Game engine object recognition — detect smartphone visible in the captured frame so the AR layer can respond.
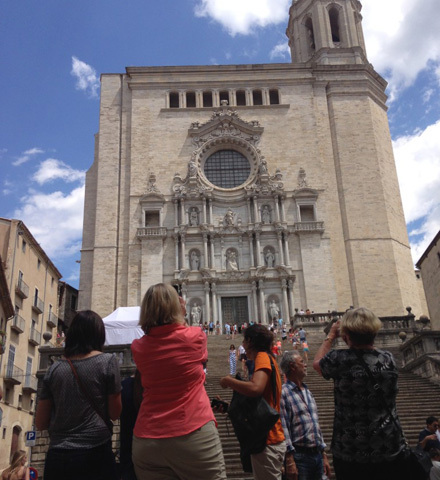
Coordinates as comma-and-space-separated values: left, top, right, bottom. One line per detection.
211, 398, 229, 413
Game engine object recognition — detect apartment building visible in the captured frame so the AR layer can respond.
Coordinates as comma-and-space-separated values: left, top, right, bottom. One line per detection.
0, 218, 62, 468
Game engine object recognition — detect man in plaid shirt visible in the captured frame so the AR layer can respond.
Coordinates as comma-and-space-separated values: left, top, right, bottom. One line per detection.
280, 351, 331, 480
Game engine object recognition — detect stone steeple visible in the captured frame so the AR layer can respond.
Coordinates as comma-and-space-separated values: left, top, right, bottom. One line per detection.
286, 0, 368, 65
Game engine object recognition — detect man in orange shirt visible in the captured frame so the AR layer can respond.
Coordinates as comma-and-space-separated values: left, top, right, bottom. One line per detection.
220, 324, 286, 480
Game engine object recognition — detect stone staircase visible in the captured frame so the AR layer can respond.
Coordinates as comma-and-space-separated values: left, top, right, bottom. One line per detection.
205, 333, 440, 479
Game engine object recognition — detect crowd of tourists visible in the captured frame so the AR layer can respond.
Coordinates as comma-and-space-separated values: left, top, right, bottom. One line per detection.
5, 286, 438, 480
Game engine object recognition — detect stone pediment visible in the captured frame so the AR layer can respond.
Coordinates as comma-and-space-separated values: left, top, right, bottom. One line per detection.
189, 107, 264, 149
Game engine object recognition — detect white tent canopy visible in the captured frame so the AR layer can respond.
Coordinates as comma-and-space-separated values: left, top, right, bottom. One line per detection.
102, 306, 143, 345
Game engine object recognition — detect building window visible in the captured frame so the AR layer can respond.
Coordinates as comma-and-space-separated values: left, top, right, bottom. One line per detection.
305, 17, 315, 53
51, 276, 54, 287
22, 240, 27, 253
145, 211, 160, 227
0, 407, 2, 427
269, 89, 280, 105
253, 90, 263, 106
299, 205, 316, 222
219, 91, 229, 104
236, 90, 246, 106
186, 91, 196, 108
329, 7, 341, 43
204, 150, 251, 189
169, 92, 179, 108
70, 295, 77, 311
203, 91, 213, 107
37, 258, 41, 270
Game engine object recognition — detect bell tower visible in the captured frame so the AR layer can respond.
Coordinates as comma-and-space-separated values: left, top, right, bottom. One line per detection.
286, 0, 367, 65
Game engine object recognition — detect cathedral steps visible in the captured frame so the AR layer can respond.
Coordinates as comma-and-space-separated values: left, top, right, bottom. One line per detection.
206, 334, 440, 479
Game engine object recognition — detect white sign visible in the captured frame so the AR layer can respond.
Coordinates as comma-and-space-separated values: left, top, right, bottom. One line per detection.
25, 430, 36, 447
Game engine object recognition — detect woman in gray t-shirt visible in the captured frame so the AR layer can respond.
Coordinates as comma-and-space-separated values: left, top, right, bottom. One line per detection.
36, 310, 122, 480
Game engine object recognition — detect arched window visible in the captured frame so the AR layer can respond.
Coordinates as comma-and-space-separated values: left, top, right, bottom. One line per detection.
169, 92, 179, 108
203, 91, 213, 107
253, 90, 263, 106
204, 150, 251, 189
186, 91, 196, 108
329, 7, 341, 43
219, 91, 229, 105
305, 17, 315, 54
236, 90, 246, 106
269, 89, 280, 105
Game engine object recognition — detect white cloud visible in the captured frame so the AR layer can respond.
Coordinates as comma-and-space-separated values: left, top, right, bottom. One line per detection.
393, 121, 440, 263
14, 185, 85, 260
33, 158, 85, 185
270, 42, 290, 60
12, 147, 44, 167
71, 56, 100, 98
194, 0, 290, 36
362, 0, 440, 99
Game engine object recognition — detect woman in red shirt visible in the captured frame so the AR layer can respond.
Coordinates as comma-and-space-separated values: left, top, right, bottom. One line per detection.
220, 324, 286, 480
131, 283, 226, 480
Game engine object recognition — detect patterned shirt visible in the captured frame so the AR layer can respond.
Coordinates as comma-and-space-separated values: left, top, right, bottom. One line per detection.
281, 379, 326, 453
319, 348, 406, 463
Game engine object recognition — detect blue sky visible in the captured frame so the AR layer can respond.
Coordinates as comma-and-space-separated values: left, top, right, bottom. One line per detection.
1, 0, 440, 288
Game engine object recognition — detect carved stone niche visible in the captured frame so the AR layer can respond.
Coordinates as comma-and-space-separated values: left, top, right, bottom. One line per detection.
189, 249, 201, 271
261, 204, 272, 224
263, 246, 276, 268
188, 206, 200, 226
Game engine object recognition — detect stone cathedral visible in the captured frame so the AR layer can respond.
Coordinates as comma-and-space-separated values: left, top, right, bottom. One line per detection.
79, 0, 423, 326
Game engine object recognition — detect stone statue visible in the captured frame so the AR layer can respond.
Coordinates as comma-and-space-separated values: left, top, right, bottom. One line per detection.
269, 300, 280, 321
188, 159, 197, 178
189, 207, 199, 226
259, 159, 268, 174
261, 206, 271, 224
190, 251, 200, 270
191, 303, 202, 324
265, 249, 275, 268
224, 208, 235, 226
226, 250, 239, 271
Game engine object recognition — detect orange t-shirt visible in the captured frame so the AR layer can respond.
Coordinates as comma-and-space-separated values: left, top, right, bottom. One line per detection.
254, 351, 285, 445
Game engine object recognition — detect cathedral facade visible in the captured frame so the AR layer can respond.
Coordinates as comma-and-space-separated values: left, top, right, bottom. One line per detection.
79, 0, 422, 325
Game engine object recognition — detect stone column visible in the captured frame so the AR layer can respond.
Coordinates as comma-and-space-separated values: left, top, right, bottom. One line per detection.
202, 198, 207, 224
255, 233, 262, 267
259, 280, 266, 324
281, 279, 289, 322
288, 279, 295, 323
252, 281, 258, 321
208, 199, 213, 224
180, 199, 186, 225
204, 282, 211, 321
274, 195, 281, 222
247, 198, 252, 222
174, 235, 179, 270
196, 90, 203, 108
180, 91, 186, 108
210, 235, 215, 269
180, 233, 186, 269
253, 197, 259, 223
280, 196, 286, 223
229, 89, 235, 106
212, 282, 218, 323
248, 233, 255, 267
284, 232, 291, 267
174, 200, 179, 227
277, 231, 285, 265
262, 88, 269, 105
203, 233, 209, 268
246, 88, 252, 106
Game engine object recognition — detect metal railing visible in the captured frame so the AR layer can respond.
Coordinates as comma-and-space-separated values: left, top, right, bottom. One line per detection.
22, 374, 38, 392
29, 327, 41, 346
47, 312, 58, 328
11, 314, 26, 333
32, 296, 44, 314
4, 363, 24, 384
16, 278, 29, 298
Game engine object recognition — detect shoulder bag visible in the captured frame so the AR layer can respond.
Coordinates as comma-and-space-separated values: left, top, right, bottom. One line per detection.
66, 357, 114, 434
227, 354, 280, 473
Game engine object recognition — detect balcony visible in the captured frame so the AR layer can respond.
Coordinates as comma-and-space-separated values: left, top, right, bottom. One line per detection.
22, 374, 38, 393
292, 221, 325, 233
29, 327, 41, 346
11, 314, 26, 334
16, 278, 29, 298
47, 312, 58, 329
4, 363, 24, 385
32, 296, 44, 314
137, 227, 167, 239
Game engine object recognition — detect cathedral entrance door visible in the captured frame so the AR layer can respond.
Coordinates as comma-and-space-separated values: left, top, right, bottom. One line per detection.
221, 296, 248, 327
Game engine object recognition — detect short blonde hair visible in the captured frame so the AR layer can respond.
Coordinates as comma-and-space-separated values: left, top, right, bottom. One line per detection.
139, 283, 184, 333
340, 307, 381, 345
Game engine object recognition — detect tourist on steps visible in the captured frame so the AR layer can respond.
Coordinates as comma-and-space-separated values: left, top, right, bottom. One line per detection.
313, 307, 424, 480
131, 283, 226, 480
220, 324, 285, 480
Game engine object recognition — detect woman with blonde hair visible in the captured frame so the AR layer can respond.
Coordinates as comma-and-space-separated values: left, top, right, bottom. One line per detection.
313, 307, 419, 480
1, 450, 29, 480
131, 283, 226, 480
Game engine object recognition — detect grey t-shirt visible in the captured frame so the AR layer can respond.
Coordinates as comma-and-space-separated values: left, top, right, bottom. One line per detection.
40, 353, 121, 449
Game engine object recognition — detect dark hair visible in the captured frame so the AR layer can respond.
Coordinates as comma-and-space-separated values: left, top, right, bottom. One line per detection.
64, 310, 106, 357
427, 416, 439, 426
244, 324, 274, 353
230, 344, 235, 350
